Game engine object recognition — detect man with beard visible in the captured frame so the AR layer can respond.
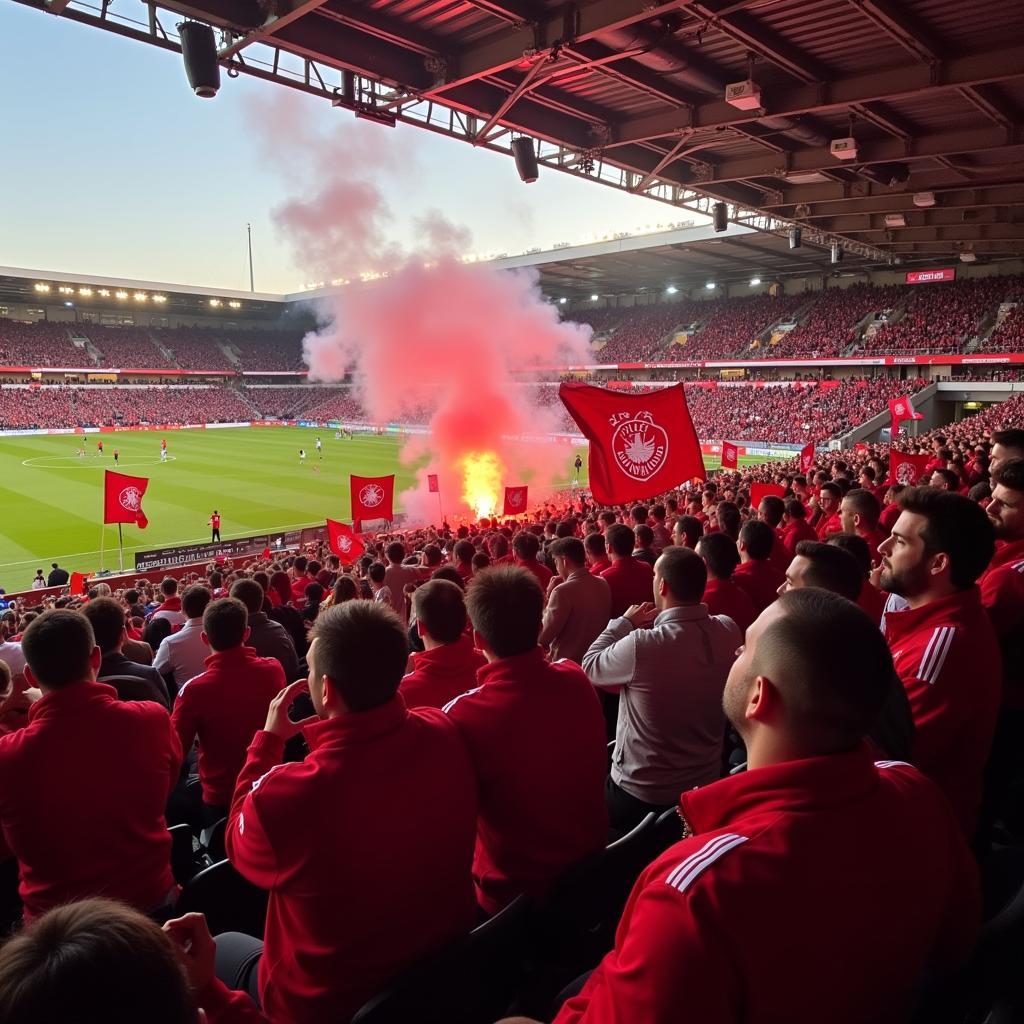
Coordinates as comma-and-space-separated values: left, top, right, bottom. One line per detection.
517, 590, 979, 1024
877, 488, 1001, 839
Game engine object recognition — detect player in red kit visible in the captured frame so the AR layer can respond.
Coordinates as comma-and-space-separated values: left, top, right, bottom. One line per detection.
113, 449, 119, 465
209, 511, 221, 543
97, 440, 103, 457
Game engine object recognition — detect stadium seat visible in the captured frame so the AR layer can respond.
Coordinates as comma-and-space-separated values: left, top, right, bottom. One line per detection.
349, 894, 529, 1024
176, 859, 269, 939
99, 674, 170, 706
200, 816, 228, 865
168, 823, 200, 886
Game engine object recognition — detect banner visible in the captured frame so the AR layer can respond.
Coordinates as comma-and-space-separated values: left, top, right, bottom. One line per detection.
427, 473, 439, 494
327, 519, 365, 564
351, 474, 395, 525
721, 442, 739, 470
559, 382, 704, 505
103, 471, 149, 529
69, 571, 89, 596
799, 442, 815, 475
503, 486, 528, 516
135, 530, 303, 571
905, 268, 955, 284
750, 483, 785, 508
889, 450, 931, 486
889, 395, 923, 424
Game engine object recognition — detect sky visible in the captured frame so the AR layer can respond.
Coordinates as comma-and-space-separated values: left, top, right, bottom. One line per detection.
0, 1, 681, 293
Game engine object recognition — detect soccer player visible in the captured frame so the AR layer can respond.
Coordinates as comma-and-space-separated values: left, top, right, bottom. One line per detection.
316, 436, 323, 458
160, 446, 168, 463
97, 440, 104, 457
209, 510, 221, 543
113, 449, 119, 465
299, 449, 306, 465
574, 454, 583, 479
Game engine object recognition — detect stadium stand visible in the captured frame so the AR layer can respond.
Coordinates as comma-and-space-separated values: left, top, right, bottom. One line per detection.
156, 328, 237, 371
668, 293, 807, 361
0, 322, 82, 367
230, 330, 307, 371
85, 325, 177, 369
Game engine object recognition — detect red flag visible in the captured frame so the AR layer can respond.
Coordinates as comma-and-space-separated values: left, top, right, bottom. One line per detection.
750, 483, 785, 508
327, 519, 366, 565
503, 485, 528, 516
799, 443, 815, 474
889, 395, 923, 424
427, 473, 439, 494
103, 470, 149, 528
721, 442, 739, 470
351, 474, 394, 523
854, 442, 869, 453
889, 449, 931, 487
559, 382, 704, 505
261, 547, 272, 560
69, 571, 89, 596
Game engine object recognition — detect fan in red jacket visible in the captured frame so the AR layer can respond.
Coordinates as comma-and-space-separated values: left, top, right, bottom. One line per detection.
512, 531, 553, 590
400, 579, 486, 710
445, 565, 608, 915
878, 487, 1001, 839
540, 591, 980, 1024
0, 611, 181, 921
600, 524, 655, 618
812, 482, 843, 540
697, 533, 756, 635
171, 597, 286, 819
839, 489, 886, 568
225, 601, 478, 1024
733, 521, 786, 616
780, 499, 817, 558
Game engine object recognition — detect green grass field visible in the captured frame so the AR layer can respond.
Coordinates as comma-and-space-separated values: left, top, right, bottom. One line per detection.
0, 426, 780, 590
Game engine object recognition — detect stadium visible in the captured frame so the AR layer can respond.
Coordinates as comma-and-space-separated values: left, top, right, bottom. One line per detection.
0, 0, 1023, 1020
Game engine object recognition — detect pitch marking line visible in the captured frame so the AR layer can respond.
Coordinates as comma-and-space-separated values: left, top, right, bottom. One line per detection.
21, 455, 178, 469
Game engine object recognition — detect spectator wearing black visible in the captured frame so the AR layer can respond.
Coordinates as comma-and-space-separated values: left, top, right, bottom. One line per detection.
81, 598, 169, 708
46, 563, 69, 588
230, 578, 299, 681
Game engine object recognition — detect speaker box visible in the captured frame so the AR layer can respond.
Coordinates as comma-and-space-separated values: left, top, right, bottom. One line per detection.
713, 202, 728, 232
511, 137, 538, 183
180, 22, 220, 99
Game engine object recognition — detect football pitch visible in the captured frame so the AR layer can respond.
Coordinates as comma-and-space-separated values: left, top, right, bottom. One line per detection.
0, 425, 772, 590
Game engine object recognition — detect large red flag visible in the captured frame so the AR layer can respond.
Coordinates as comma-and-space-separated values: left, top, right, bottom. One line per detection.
889, 394, 923, 424
750, 483, 785, 508
559, 382, 704, 505
799, 442, 815, 474
889, 449, 931, 486
103, 470, 149, 528
350, 474, 394, 524
721, 441, 739, 470
327, 519, 365, 565
503, 485, 528, 516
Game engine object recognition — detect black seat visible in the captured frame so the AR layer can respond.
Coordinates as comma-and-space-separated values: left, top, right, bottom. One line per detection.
176, 859, 268, 939
651, 806, 685, 854
168, 823, 200, 885
200, 816, 228, 865
350, 894, 529, 1024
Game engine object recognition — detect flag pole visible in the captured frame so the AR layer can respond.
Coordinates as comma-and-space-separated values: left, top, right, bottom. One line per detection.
437, 490, 443, 526
118, 524, 124, 573
99, 525, 106, 573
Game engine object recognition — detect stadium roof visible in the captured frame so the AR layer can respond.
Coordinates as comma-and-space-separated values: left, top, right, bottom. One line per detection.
13, 0, 1024, 269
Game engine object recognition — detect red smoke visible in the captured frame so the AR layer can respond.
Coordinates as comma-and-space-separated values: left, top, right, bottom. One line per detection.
251, 92, 592, 521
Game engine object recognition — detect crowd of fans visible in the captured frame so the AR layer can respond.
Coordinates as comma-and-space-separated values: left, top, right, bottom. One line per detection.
671, 292, 806, 361
986, 305, 1024, 354
0, 397, 1022, 1022
156, 329, 237, 371
0, 322, 84, 367
86, 325, 177, 368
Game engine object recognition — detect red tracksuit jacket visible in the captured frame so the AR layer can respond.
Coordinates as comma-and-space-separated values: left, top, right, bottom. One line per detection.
702, 578, 756, 635
555, 750, 979, 1024
0, 680, 181, 919
600, 557, 655, 618
883, 588, 1001, 837
226, 697, 478, 1024
733, 559, 786, 617
781, 519, 817, 559
399, 634, 487, 710
444, 647, 608, 915
171, 646, 286, 809
979, 538, 1024, 708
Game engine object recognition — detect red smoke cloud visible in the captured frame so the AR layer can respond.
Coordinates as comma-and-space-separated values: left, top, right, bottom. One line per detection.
250, 92, 592, 521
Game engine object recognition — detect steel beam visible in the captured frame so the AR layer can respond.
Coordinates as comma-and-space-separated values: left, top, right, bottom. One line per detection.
846, 0, 943, 63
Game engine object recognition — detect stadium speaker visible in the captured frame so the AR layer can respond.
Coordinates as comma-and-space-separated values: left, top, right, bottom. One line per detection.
712, 202, 728, 233
830, 242, 843, 264
179, 22, 220, 99
788, 227, 802, 249
511, 137, 539, 184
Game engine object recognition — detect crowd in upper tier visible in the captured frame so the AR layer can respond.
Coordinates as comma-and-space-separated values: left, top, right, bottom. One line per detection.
0, 399, 1022, 1023
2, 272, 1021, 373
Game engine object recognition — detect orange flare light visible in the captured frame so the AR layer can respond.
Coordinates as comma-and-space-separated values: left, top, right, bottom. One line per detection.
460, 450, 504, 519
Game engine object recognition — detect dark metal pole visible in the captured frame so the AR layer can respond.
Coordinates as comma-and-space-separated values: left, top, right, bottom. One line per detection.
247, 223, 255, 292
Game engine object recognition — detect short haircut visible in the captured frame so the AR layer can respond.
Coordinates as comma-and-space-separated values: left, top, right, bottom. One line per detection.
676, 515, 704, 546
79, 598, 126, 654
512, 531, 539, 560
160, 577, 177, 597
310, 601, 408, 711
860, 466, 876, 482
793, 541, 862, 602
598, 510, 616, 527
898, 487, 995, 589
431, 566, 464, 589
698, 532, 740, 579
758, 495, 785, 527
740, 520, 775, 562
331, 576, 359, 604
453, 540, 474, 564
756, 589, 893, 750
471, 552, 491, 571
605, 523, 636, 558
466, 566, 542, 658
993, 428, 1024, 454
294, 555, 308, 573
550, 537, 586, 566
630, 505, 648, 524
634, 524, 654, 547
843, 488, 880, 527
202, 597, 249, 651
368, 562, 387, 584
229, 578, 263, 615
209, 570, 223, 588
785, 498, 807, 520
21, 610, 95, 688
386, 542, 405, 563
0, 899, 194, 1024
555, 519, 577, 538
716, 501, 741, 540
422, 544, 444, 567
992, 457, 1024, 492
652, 504, 666, 521
931, 468, 960, 490
182, 583, 212, 619
828, 534, 871, 580
657, 546, 706, 603
819, 482, 842, 501
584, 533, 606, 556
413, 579, 467, 644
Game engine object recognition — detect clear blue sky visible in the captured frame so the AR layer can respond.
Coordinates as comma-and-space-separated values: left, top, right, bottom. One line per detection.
0, 2, 680, 292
